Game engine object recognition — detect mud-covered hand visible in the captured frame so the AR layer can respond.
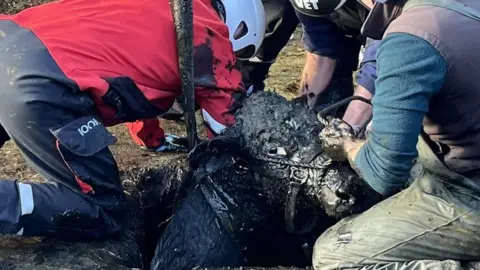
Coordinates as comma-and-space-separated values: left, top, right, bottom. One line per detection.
319, 117, 357, 162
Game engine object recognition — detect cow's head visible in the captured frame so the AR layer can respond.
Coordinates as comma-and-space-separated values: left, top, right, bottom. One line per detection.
190, 92, 380, 227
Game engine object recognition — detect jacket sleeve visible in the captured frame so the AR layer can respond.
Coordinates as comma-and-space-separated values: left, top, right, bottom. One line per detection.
296, 11, 361, 72
355, 38, 381, 95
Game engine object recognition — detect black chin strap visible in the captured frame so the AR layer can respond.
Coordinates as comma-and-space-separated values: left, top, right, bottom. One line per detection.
211, 0, 226, 22
284, 180, 319, 235
256, 155, 330, 235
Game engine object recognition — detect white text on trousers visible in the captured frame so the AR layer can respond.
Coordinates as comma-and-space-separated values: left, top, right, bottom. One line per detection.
78, 118, 101, 136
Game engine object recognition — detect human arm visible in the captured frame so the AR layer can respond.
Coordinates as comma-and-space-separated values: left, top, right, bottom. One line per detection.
296, 12, 362, 108
300, 52, 337, 109
342, 39, 380, 131
342, 84, 373, 132
351, 33, 447, 195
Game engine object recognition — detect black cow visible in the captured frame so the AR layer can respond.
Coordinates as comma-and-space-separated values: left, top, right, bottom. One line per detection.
149, 92, 381, 270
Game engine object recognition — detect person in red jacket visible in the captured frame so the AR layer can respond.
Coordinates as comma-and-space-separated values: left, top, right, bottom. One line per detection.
0, 0, 265, 240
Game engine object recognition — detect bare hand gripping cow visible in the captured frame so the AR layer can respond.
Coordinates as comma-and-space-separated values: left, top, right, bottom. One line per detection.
0, 0, 265, 240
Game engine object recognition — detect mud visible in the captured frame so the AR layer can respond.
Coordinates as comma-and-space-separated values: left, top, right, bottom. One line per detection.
152, 133, 316, 269
0, 141, 191, 269
226, 92, 379, 219
194, 40, 217, 87
150, 92, 377, 270
201, 266, 313, 270
0, 234, 141, 270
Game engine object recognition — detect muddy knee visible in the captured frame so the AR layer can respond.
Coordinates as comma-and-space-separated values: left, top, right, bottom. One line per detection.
312, 216, 358, 270
312, 230, 342, 270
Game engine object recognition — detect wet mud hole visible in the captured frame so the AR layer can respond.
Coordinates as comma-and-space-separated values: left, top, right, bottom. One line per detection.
0, 1, 306, 269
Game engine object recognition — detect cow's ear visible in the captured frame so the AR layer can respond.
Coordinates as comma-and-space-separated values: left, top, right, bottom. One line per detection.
291, 95, 308, 107
188, 136, 243, 168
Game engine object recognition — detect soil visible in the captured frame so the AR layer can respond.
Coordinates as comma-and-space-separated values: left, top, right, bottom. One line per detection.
0, 1, 306, 269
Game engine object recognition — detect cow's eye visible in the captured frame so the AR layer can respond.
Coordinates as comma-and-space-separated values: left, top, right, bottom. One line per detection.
233, 157, 249, 174
268, 147, 288, 157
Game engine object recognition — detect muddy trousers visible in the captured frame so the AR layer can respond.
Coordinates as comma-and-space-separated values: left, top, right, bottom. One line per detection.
0, 20, 126, 240
313, 140, 480, 269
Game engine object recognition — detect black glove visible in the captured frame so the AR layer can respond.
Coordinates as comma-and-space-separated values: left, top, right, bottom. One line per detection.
144, 134, 189, 153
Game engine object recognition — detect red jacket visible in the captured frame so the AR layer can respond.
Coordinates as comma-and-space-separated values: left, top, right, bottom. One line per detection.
1, 0, 243, 127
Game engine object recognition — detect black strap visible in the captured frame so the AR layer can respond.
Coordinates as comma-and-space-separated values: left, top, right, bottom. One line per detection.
211, 0, 226, 22
101, 76, 165, 123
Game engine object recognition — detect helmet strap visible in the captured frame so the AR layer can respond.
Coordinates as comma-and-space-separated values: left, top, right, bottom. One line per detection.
360, 1, 404, 39
211, 0, 227, 22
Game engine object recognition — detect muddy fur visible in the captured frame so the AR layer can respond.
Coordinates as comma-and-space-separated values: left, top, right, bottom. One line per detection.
224, 92, 323, 211
151, 139, 317, 269
149, 92, 381, 269
127, 156, 188, 263
225, 92, 380, 218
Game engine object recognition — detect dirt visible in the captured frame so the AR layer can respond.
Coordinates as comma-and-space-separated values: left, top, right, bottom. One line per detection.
202, 267, 313, 270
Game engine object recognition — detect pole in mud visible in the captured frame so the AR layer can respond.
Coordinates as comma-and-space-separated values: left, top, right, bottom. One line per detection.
170, 0, 198, 150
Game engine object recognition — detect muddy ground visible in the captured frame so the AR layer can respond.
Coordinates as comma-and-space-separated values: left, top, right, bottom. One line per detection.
0, 1, 306, 269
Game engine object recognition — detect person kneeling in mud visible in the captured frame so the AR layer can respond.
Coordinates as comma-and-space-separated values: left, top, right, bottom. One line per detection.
0, 0, 265, 240
316, 0, 480, 269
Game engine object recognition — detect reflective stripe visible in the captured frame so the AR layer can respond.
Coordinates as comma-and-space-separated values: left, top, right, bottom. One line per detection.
16, 228, 24, 236
201, 109, 227, 135
17, 182, 34, 216
334, 0, 348, 10
248, 56, 276, 64
247, 85, 255, 96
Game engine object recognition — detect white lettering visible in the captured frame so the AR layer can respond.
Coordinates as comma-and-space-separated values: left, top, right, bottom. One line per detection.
297, 0, 319, 10
78, 118, 101, 136
295, 0, 304, 8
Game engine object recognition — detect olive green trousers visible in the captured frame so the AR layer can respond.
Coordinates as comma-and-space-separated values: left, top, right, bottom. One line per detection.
312, 138, 480, 270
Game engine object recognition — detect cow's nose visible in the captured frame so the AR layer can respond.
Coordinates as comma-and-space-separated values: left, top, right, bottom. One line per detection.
335, 185, 356, 206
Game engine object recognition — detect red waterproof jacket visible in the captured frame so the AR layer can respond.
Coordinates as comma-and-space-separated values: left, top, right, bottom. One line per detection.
0, 0, 244, 128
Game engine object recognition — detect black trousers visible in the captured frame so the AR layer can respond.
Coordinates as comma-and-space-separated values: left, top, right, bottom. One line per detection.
0, 20, 126, 240
238, 0, 299, 90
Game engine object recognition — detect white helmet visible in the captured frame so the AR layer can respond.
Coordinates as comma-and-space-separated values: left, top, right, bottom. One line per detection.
215, 0, 266, 60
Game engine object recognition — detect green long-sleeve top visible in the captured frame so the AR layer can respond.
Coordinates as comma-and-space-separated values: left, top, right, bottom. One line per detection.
354, 33, 448, 196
